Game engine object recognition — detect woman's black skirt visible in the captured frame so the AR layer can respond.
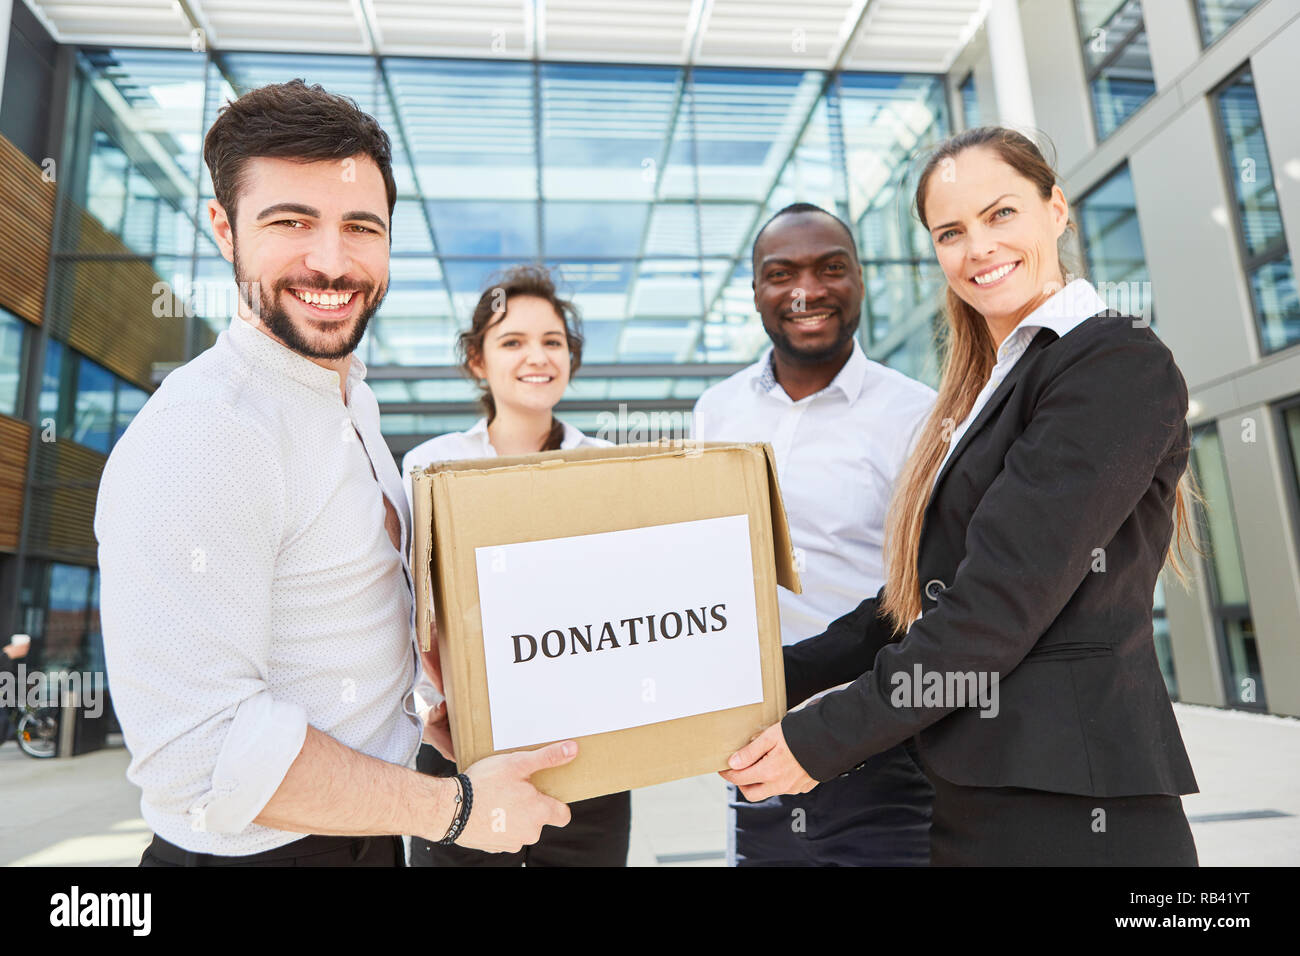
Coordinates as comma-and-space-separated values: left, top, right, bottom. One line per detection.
919, 754, 1198, 866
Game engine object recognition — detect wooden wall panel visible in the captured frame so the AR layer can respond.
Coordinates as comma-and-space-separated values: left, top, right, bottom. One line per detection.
50, 205, 189, 392
0, 136, 56, 325
0, 415, 31, 553
26, 438, 104, 565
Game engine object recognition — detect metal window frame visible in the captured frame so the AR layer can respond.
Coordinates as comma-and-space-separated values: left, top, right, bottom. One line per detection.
1072, 0, 1156, 141
1075, 160, 1157, 326
1209, 60, 1297, 357
1192, 0, 1266, 50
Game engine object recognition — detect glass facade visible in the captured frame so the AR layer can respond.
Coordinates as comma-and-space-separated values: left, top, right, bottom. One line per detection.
0, 308, 26, 417
72, 358, 115, 454
1075, 0, 1156, 140
958, 72, 979, 130
16, 560, 100, 673
67, 49, 950, 449
37, 338, 148, 455
879, 314, 942, 388
1214, 68, 1300, 354
1077, 164, 1154, 326
1190, 424, 1266, 710
1196, 0, 1265, 47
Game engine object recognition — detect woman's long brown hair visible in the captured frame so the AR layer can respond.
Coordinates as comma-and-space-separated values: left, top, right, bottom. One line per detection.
880, 126, 1201, 634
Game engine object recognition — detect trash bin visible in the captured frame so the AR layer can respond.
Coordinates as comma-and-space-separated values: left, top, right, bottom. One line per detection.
55, 673, 112, 757
73, 692, 112, 755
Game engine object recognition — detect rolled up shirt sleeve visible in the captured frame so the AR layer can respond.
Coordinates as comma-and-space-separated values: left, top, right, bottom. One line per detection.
95, 401, 306, 835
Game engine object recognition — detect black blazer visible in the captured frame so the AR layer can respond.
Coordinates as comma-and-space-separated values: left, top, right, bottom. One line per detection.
782, 312, 1198, 798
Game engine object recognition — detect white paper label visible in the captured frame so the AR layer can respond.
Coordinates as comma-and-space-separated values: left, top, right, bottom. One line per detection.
475, 514, 764, 750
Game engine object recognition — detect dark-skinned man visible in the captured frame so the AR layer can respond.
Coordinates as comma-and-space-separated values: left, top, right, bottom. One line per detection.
693, 203, 936, 866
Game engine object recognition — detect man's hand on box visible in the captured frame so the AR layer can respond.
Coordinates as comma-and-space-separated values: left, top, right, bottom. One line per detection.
458, 741, 578, 853
719, 722, 817, 802
422, 699, 455, 760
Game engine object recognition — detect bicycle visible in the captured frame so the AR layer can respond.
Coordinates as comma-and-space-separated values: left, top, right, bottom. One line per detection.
1, 700, 60, 758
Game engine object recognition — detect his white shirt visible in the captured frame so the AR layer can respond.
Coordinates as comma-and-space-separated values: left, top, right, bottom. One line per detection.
95, 316, 423, 855
693, 340, 936, 646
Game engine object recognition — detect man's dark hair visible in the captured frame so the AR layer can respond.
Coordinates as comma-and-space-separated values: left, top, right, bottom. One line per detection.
203, 79, 398, 226
751, 202, 859, 272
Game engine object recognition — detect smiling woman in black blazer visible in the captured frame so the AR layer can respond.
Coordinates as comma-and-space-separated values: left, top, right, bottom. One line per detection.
722, 126, 1201, 866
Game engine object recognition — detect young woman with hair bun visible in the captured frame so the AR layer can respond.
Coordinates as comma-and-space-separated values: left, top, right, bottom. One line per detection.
401, 264, 628, 867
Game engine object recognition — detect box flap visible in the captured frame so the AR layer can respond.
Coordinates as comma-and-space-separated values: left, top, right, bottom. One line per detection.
410, 469, 435, 652
760, 442, 802, 595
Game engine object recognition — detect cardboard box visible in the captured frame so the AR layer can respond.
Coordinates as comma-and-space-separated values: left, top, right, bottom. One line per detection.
410, 440, 800, 803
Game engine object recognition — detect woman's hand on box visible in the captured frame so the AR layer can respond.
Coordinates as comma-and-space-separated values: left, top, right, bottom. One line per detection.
719, 722, 817, 801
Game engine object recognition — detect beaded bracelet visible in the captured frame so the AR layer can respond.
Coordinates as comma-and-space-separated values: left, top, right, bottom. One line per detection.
437, 773, 474, 845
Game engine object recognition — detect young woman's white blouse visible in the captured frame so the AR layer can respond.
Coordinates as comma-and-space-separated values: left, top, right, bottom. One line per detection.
400, 416, 611, 513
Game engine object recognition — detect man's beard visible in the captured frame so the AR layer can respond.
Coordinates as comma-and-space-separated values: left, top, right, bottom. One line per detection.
767, 312, 859, 365
233, 242, 385, 360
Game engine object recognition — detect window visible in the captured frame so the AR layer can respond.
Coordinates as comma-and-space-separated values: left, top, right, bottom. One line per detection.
39, 340, 67, 435
45, 563, 95, 672
85, 129, 129, 237
958, 72, 979, 130
74, 359, 115, 454
1196, 0, 1264, 47
1075, 0, 1156, 140
37, 338, 151, 453
17, 560, 99, 673
114, 383, 148, 446
1214, 67, 1300, 354
1190, 424, 1265, 710
1077, 164, 1154, 326
877, 313, 943, 388
0, 308, 27, 417
73, 74, 203, 261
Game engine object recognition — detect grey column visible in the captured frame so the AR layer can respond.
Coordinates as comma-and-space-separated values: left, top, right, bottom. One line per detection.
1016, 0, 1093, 172
1141, 0, 1202, 88
984, 0, 1036, 130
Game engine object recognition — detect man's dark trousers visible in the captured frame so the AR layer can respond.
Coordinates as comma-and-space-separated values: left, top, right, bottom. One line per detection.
141, 833, 404, 866
409, 743, 630, 867
730, 739, 933, 866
